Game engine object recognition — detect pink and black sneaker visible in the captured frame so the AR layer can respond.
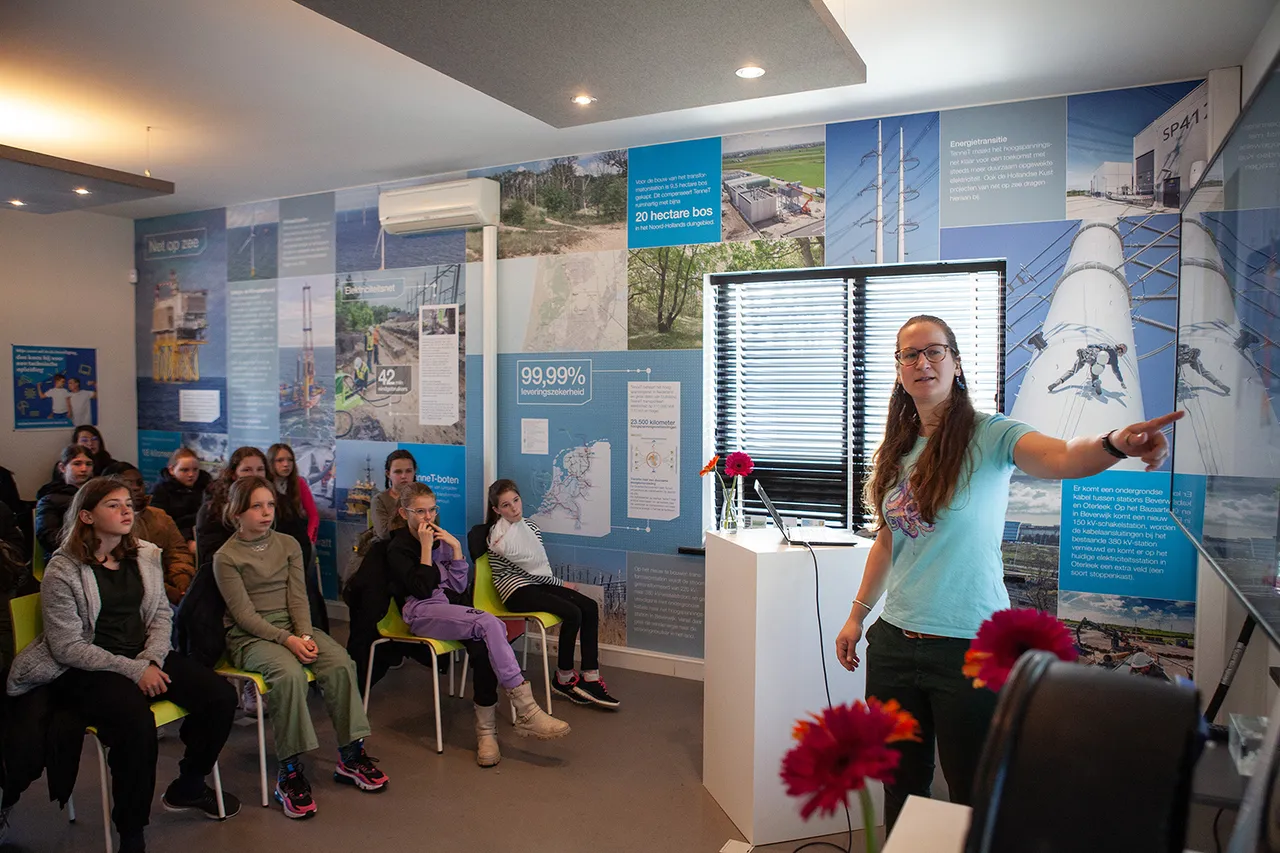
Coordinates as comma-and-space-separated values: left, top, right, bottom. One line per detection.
274, 758, 317, 819
334, 740, 388, 792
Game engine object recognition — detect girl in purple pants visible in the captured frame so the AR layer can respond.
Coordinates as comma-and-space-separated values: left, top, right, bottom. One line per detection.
383, 483, 569, 766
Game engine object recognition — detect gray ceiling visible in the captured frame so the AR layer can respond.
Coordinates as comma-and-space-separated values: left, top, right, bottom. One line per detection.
292, 0, 866, 127
0, 145, 173, 214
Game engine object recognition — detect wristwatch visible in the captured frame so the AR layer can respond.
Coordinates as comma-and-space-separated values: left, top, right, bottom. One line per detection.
1101, 430, 1128, 460
300, 634, 313, 643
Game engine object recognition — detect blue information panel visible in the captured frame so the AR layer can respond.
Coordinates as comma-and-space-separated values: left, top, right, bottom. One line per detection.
628, 138, 721, 248
516, 358, 592, 406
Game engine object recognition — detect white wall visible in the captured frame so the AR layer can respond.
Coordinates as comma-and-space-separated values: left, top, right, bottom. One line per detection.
0, 208, 136, 500
1244, 1, 1280, 104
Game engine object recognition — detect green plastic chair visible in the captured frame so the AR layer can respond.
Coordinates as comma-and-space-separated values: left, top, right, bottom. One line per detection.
473, 555, 562, 716
214, 656, 316, 807
32, 542, 46, 582
362, 601, 467, 754
8, 593, 227, 853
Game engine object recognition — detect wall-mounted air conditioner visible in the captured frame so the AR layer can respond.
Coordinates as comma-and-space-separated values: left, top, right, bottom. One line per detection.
378, 178, 500, 235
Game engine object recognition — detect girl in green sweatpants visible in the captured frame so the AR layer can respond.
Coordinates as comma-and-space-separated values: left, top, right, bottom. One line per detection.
214, 476, 389, 819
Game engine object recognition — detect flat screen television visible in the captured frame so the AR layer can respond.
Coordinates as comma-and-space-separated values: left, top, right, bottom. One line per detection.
1170, 59, 1280, 652
1169, 57, 1280, 853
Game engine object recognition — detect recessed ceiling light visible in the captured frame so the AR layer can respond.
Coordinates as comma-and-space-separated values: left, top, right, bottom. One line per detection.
9, 199, 24, 206
74, 187, 91, 195
736, 65, 766, 79
571, 94, 597, 106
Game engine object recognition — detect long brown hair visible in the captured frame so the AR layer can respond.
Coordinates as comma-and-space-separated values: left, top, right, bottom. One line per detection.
60, 476, 139, 563
484, 478, 520, 533
206, 446, 270, 526
267, 443, 303, 518
864, 315, 976, 527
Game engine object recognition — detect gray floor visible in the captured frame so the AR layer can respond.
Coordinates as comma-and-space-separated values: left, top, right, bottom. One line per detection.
0, 645, 1230, 853
0, 655, 862, 853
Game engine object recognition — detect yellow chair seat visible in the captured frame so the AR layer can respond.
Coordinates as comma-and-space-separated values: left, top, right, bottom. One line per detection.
375, 602, 466, 655
214, 656, 315, 695
471, 556, 563, 629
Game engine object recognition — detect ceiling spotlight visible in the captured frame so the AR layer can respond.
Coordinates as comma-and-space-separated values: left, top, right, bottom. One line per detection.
74, 187, 91, 195
736, 65, 766, 79
571, 94, 597, 106
9, 199, 24, 206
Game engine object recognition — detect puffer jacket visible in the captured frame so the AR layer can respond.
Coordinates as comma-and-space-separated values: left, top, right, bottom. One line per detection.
33, 481, 77, 556
149, 468, 211, 541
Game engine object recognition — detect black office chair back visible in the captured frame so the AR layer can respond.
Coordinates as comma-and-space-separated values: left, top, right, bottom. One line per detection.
965, 651, 1200, 853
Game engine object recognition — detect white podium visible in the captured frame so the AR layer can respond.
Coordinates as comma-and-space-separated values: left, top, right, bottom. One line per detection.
703, 529, 883, 846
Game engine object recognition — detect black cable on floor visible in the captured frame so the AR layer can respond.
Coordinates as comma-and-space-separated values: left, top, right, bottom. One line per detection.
790, 543, 853, 853
1212, 807, 1224, 853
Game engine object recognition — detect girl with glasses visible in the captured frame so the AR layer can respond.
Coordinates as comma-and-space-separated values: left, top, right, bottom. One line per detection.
386, 483, 569, 767
834, 314, 1182, 832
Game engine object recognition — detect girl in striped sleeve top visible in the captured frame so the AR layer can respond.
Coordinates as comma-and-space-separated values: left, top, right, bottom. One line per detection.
485, 479, 620, 709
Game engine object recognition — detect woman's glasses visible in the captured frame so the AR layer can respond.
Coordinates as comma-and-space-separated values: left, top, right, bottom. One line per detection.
406, 506, 439, 517
894, 344, 953, 366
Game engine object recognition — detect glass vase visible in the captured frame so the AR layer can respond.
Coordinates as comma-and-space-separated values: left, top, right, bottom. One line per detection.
720, 476, 742, 532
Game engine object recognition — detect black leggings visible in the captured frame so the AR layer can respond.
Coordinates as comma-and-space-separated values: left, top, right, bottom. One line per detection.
49, 653, 237, 835
503, 584, 599, 672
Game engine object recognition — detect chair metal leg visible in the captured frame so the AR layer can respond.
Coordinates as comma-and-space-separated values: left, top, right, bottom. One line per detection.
522, 619, 530, 671
459, 651, 469, 699
95, 737, 112, 853
537, 621, 553, 716
363, 640, 383, 714
67, 793, 76, 823
212, 762, 226, 819
430, 651, 443, 755
256, 689, 268, 808
448, 652, 455, 697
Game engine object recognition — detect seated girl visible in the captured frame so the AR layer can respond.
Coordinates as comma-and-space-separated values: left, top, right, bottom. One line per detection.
195, 447, 269, 575
213, 476, 387, 819
6, 476, 240, 852
386, 483, 569, 767
267, 443, 326, 632
369, 449, 416, 541
484, 479, 620, 709
149, 447, 211, 545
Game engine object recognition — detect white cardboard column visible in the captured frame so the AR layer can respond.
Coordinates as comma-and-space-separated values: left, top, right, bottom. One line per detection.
703, 530, 882, 846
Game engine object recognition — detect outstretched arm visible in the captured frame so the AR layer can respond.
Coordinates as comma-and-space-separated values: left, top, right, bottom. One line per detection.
1013, 411, 1184, 480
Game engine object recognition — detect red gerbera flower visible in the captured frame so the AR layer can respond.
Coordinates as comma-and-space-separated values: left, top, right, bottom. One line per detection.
724, 451, 754, 478
780, 699, 921, 820
963, 607, 1079, 692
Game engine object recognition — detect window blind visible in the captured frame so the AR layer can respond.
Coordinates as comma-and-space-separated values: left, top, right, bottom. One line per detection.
712, 277, 858, 526
710, 262, 1004, 529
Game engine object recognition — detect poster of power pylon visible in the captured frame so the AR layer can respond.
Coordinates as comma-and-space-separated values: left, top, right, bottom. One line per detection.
826, 111, 940, 265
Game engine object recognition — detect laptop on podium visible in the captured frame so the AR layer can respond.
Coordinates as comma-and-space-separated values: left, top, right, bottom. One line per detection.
752, 480, 860, 546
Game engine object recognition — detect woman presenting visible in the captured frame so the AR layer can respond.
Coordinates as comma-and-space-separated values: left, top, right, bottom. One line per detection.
834, 314, 1180, 831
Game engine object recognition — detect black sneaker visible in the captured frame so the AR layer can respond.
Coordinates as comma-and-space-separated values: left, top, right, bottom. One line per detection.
274, 759, 317, 819
550, 673, 592, 705
0, 805, 12, 845
577, 676, 621, 709
161, 781, 242, 820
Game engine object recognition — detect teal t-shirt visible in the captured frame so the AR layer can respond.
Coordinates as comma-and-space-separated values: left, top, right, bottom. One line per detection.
880, 412, 1036, 639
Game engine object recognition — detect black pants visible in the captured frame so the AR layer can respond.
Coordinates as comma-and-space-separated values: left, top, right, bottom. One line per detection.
49, 652, 237, 835
864, 620, 998, 832
465, 639, 499, 707
503, 584, 599, 672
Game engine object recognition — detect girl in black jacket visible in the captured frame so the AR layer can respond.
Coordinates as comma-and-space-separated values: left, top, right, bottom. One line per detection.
149, 448, 211, 543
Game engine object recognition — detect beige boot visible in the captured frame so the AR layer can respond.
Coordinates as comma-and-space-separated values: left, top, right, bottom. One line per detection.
475, 703, 501, 767
509, 681, 571, 740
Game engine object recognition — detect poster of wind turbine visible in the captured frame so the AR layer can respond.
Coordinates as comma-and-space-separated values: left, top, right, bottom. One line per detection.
334, 180, 466, 274
227, 200, 279, 281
